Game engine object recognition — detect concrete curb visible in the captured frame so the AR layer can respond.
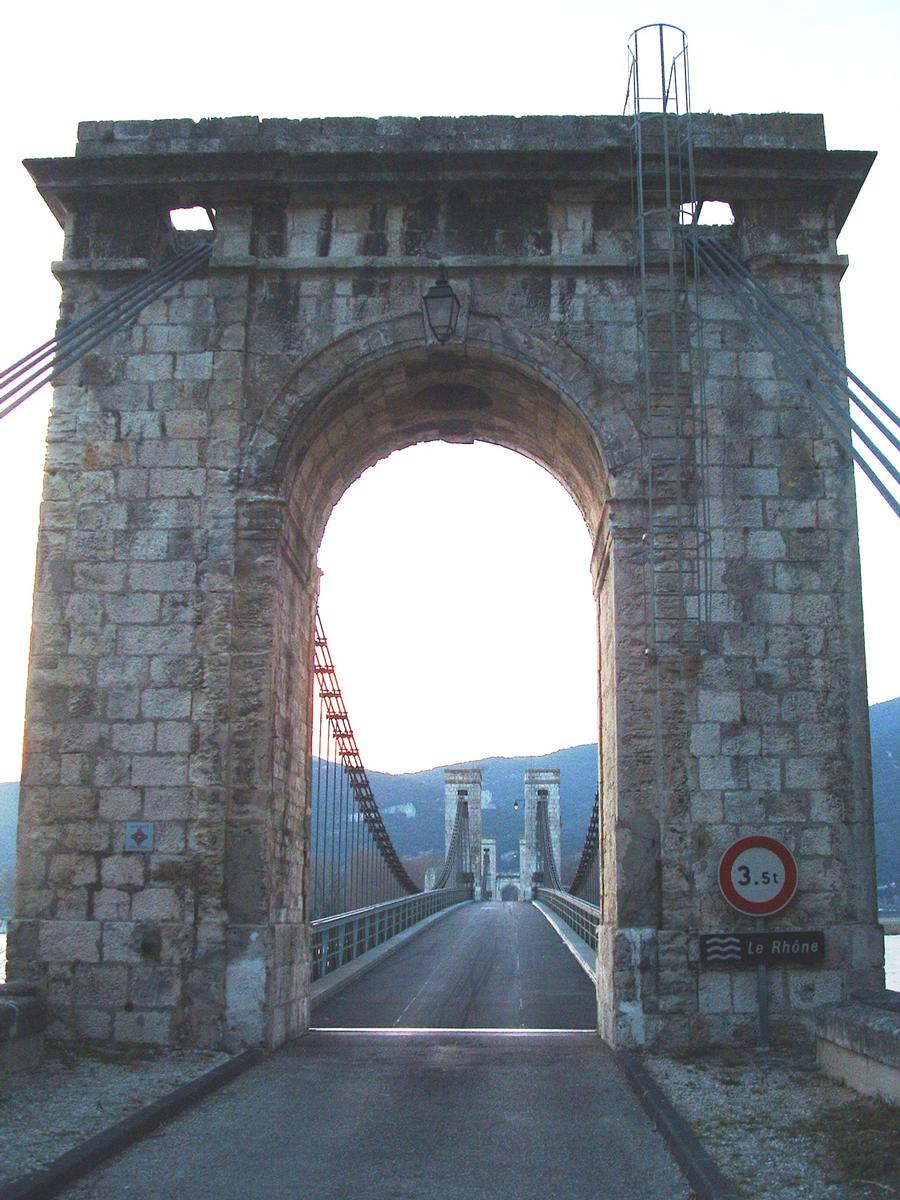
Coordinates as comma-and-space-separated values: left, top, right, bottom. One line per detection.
531, 901, 597, 983
0, 1047, 265, 1200
615, 1050, 739, 1200
310, 900, 470, 1011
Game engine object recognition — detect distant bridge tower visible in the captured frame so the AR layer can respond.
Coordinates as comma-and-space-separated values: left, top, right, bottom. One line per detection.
482, 838, 497, 900
444, 769, 483, 900
522, 769, 561, 900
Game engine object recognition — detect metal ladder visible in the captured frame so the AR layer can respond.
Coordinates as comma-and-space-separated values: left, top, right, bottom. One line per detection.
626, 24, 711, 653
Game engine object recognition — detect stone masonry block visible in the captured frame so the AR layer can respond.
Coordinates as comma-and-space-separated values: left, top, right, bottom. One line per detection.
131, 755, 189, 786
785, 758, 829, 789
131, 887, 182, 922
698, 972, 732, 1015
39, 921, 101, 963
48, 855, 98, 886
141, 689, 192, 719
113, 1009, 172, 1045
93, 888, 132, 920
102, 855, 146, 887
697, 690, 741, 722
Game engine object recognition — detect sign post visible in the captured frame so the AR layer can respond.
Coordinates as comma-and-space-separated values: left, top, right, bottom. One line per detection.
754, 917, 769, 1049
717, 835, 799, 1050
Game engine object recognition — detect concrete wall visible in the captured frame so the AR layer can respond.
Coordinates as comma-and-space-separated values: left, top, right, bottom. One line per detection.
8, 114, 882, 1051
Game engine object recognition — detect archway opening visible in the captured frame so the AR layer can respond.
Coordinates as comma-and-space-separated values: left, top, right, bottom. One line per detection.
315, 438, 597, 903
232, 328, 642, 1043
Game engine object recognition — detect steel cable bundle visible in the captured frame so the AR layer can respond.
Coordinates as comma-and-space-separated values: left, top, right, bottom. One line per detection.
0, 241, 213, 422
694, 233, 900, 520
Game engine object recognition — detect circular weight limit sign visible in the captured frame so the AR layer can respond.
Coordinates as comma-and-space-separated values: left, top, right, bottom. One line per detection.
718, 835, 798, 917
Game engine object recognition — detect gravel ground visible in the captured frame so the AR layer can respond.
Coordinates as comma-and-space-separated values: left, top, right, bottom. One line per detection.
0, 1042, 231, 1188
643, 1046, 899, 1200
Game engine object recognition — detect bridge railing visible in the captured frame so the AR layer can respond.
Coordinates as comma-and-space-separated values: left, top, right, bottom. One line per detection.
310, 886, 471, 982
533, 887, 600, 952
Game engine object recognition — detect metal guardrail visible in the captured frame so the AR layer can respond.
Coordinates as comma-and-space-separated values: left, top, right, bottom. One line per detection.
310, 887, 471, 981
533, 888, 600, 952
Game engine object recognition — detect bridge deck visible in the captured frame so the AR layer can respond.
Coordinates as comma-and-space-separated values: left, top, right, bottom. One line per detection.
59, 904, 690, 1200
61, 1033, 689, 1200
315, 900, 595, 1029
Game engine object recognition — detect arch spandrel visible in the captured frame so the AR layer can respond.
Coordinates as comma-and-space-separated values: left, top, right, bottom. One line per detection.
240, 311, 643, 543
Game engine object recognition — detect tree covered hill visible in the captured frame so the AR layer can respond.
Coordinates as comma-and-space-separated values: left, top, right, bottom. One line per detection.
366, 742, 599, 874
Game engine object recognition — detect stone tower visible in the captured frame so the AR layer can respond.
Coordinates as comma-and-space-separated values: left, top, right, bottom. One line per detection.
6, 113, 882, 1051
522, 769, 562, 899
443, 768, 483, 900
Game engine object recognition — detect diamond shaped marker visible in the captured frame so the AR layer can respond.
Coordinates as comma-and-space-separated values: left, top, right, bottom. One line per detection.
124, 821, 154, 852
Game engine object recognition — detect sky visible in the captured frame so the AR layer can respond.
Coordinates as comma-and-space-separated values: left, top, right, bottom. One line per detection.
0, 0, 897, 776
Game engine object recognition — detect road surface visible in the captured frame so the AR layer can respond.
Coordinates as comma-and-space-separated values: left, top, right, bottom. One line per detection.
59, 904, 690, 1199
315, 900, 596, 1029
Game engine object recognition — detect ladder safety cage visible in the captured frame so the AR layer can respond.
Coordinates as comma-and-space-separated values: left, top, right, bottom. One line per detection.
626, 23, 712, 652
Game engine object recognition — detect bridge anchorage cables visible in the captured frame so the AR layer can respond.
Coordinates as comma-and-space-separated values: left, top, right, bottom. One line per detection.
309, 609, 473, 983
532, 794, 601, 957
692, 233, 900, 521
0, 239, 213, 421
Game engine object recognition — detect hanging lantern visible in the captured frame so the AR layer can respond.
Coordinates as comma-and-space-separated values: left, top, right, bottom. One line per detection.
422, 264, 460, 343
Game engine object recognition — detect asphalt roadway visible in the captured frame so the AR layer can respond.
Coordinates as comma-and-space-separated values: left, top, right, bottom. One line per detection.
60, 904, 690, 1200
315, 899, 597, 1029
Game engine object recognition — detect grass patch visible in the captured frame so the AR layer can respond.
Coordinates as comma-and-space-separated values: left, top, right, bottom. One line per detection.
807, 1100, 900, 1193
50, 1042, 161, 1067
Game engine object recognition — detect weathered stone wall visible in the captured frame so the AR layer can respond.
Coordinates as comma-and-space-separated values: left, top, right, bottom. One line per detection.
8, 114, 882, 1051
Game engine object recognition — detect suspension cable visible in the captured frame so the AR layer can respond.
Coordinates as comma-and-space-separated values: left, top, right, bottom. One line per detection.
535, 799, 562, 891
434, 798, 471, 890
312, 609, 419, 896
703, 237, 900, 449
694, 234, 900, 520
568, 794, 600, 900
0, 242, 213, 422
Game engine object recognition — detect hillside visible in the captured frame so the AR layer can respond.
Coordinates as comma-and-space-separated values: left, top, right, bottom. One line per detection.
0, 697, 897, 916
366, 742, 598, 875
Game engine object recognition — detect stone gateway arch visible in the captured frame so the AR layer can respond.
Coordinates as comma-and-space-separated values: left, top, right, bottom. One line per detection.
9, 114, 883, 1050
